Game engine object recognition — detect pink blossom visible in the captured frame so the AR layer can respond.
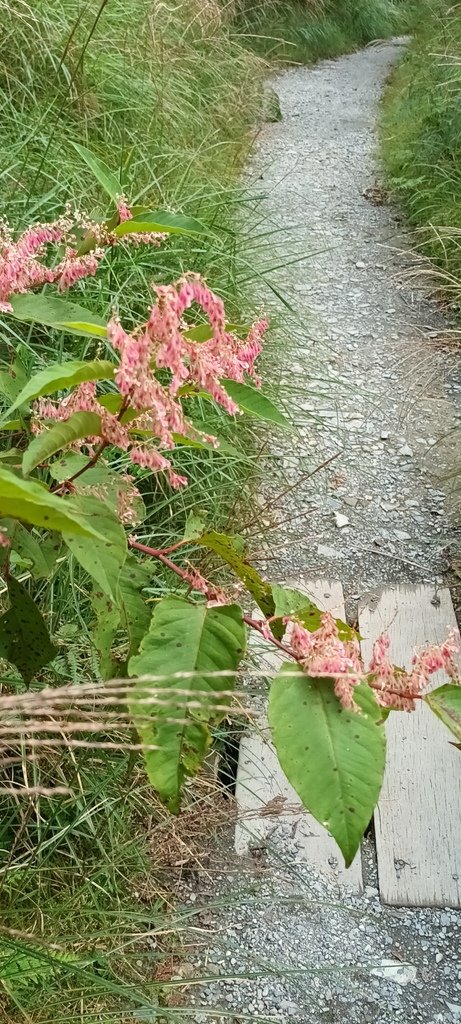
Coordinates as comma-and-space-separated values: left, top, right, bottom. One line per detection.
0, 529, 10, 549
117, 197, 132, 223
116, 475, 142, 526
56, 249, 104, 290
130, 446, 187, 489
288, 612, 362, 710
369, 629, 460, 711
183, 566, 229, 605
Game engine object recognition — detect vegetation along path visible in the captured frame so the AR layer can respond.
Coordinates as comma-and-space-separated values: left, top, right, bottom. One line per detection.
187, 41, 461, 1024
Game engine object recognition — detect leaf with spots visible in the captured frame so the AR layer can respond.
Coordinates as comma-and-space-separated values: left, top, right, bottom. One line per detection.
195, 531, 274, 620
0, 576, 57, 682
268, 664, 386, 866
0, 519, 62, 579
128, 597, 246, 811
63, 496, 127, 600
117, 556, 152, 659
90, 589, 121, 681
425, 684, 461, 745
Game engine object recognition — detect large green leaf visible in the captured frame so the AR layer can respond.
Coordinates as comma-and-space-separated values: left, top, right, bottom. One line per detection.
114, 210, 207, 239
117, 556, 152, 659
128, 597, 246, 811
0, 576, 57, 682
1, 519, 61, 579
269, 664, 386, 866
63, 496, 127, 600
425, 684, 461, 744
71, 142, 121, 202
9, 294, 107, 339
271, 583, 356, 641
0, 468, 106, 539
196, 531, 275, 621
221, 380, 289, 427
2, 359, 114, 421
22, 412, 102, 476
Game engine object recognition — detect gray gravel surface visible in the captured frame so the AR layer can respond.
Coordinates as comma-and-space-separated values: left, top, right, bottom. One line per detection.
179, 41, 461, 1024
248, 40, 461, 608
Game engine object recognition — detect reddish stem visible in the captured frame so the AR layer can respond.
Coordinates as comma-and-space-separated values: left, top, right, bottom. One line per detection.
128, 538, 423, 706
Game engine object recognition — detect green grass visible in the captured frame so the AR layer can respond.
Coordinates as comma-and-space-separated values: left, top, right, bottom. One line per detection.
380, 0, 461, 300
233, 0, 412, 65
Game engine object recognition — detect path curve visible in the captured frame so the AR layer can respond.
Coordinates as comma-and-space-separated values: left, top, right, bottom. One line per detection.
251, 41, 461, 605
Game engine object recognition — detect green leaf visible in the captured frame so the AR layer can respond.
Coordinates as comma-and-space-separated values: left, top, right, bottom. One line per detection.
8, 294, 107, 339
49, 452, 104, 484
271, 583, 356, 641
183, 512, 207, 542
22, 412, 102, 476
0, 420, 21, 432
63, 496, 127, 600
1, 519, 61, 579
0, 468, 106, 539
0, 576, 57, 682
90, 589, 121, 680
2, 359, 114, 421
117, 556, 152, 659
171, 430, 240, 458
269, 665, 386, 866
184, 322, 250, 343
196, 531, 274, 620
114, 210, 207, 239
71, 142, 122, 202
425, 684, 461, 744
221, 380, 289, 426
128, 597, 246, 811
0, 351, 29, 405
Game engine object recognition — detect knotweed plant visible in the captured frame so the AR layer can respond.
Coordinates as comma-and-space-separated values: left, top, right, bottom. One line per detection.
0, 154, 460, 867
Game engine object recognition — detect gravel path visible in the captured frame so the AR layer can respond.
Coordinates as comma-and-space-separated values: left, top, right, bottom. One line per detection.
250, 40, 461, 606
182, 41, 461, 1024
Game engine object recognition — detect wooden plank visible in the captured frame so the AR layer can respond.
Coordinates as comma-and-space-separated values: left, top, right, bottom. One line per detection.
235, 579, 363, 890
359, 585, 461, 907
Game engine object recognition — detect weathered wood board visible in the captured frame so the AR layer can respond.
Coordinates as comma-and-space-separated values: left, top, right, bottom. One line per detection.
359, 585, 461, 907
235, 579, 363, 891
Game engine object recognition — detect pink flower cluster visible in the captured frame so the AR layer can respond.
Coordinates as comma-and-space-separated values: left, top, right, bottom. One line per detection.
0, 216, 104, 312
289, 612, 363, 710
287, 612, 460, 712
0, 206, 165, 312
32, 274, 267, 490
369, 630, 459, 711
